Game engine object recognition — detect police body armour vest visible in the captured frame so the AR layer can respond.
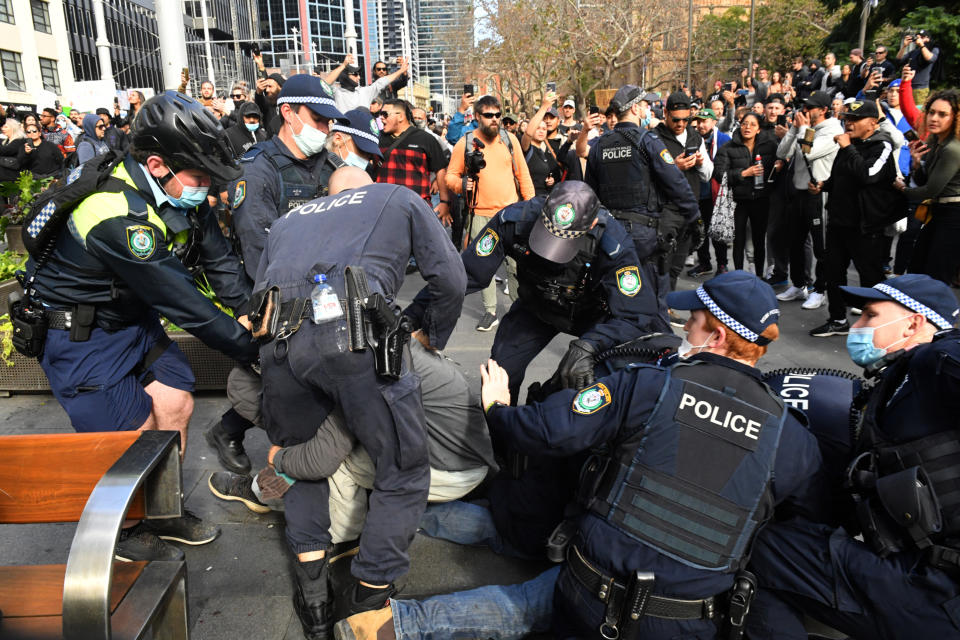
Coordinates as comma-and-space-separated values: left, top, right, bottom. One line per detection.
596, 128, 652, 214
251, 141, 331, 212
590, 360, 786, 571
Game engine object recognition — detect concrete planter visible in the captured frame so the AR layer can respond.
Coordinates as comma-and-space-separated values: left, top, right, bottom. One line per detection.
4, 225, 25, 254
0, 278, 20, 317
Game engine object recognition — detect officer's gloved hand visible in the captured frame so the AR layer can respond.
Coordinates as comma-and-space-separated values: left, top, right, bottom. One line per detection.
558, 339, 599, 390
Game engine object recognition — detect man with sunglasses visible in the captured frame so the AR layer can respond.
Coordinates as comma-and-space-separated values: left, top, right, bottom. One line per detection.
372, 58, 408, 103
323, 53, 409, 114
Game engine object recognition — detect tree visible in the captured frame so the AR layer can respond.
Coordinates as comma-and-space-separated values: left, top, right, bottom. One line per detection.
894, 6, 959, 88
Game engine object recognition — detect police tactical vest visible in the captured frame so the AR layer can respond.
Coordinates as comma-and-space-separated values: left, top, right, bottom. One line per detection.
509, 231, 606, 334
247, 141, 333, 212
596, 128, 651, 213
588, 360, 787, 571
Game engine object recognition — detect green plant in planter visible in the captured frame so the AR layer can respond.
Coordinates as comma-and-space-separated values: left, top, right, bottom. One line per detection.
0, 250, 28, 282
0, 171, 56, 237
0, 314, 15, 367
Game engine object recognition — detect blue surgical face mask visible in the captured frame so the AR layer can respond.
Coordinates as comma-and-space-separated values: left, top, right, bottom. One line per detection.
245, 122, 259, 132
164, 172, 208, 209
845, 315, 912, 367
338, 146, 369, 171
292, 112, 327, 156
640, 113, 652, 128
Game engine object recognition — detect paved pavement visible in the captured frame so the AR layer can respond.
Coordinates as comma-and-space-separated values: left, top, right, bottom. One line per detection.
0, 269, 860, 639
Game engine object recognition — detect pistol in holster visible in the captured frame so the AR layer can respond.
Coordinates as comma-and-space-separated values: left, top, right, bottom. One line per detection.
345, 266, 413, 380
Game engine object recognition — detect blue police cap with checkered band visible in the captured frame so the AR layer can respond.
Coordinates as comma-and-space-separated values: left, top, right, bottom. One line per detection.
840, 274, 959, 330
528, 180, 601, 264
666, 270, 781, 345
277, 74, 345, 122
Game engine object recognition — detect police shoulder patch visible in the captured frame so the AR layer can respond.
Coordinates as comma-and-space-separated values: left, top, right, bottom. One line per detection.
572, 383, 612, 415
234, 180, 246, 208
659, 148, 675, 164
616, 266, 642, 296
126, 225, 156, 260
476, 228, 499, 257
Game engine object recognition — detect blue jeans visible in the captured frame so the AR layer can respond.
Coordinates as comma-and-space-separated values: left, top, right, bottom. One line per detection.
391, 566, 560, 640
418, 501, 534, 559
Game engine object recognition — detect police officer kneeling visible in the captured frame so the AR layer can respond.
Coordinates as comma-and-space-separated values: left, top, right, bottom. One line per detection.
747, 274, 960, 640
476, 270, 822, 639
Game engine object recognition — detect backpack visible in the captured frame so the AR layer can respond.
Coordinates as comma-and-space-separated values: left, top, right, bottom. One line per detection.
22, 150, 137, 258
464, 128, 521, 196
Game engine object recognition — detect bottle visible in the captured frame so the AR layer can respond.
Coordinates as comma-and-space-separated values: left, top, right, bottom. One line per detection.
310, 274, 343, 324
753, 155, 764, 190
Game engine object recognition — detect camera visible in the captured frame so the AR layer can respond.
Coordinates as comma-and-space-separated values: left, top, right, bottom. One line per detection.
465, 137, 486, 176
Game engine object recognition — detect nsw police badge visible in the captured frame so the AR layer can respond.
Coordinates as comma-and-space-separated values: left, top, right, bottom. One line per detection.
616, 266, 642, 296
126, 225, 156, 260
572, 383, 611, 415
476, 229, 499, 257
234, 180, 246, 208
659, 149, 675, 164
553, 203, 576, 229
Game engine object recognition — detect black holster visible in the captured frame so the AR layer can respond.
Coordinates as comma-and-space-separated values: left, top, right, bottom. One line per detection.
9, 292, 47, 359
345, 265, 412, 380
723, 570, 756, 640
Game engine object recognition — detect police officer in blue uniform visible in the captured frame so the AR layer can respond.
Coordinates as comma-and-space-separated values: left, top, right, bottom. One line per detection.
409, 180, 667, 406
585, 85, 700, 316
747, 274, 960, 640
252, 167, 466, 639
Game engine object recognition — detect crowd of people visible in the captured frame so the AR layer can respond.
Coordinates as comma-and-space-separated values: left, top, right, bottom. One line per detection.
1, 27, 959, 640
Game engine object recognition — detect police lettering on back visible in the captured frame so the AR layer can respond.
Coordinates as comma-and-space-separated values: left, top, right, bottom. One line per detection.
285, 189, 368, 218
601, 146, 633, 162
677, 390, 764, 443
777, 374, 814, 411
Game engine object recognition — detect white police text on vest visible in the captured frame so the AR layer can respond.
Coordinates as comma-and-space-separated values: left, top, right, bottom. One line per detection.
602, 146, 633, 161
285, 190, 368, 218
678, 392, 762, 441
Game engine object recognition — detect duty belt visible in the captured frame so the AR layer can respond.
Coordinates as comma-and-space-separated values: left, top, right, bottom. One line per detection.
44, 308, 73, 330
609, 210, 660, 229
567, 545, 716, 621
937, 196, 960, 204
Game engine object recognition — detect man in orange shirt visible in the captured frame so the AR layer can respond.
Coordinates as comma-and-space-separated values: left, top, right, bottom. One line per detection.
447, 95, 535, 331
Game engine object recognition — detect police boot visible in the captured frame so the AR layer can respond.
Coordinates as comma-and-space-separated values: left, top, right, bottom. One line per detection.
205, 413, 251, 474
332, 605, 395, 640
293, 558, 333, 640
336, 581, 397, 621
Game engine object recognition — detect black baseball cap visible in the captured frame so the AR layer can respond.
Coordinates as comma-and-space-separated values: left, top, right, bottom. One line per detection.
666, 91, 692, 111
803, 91, 833, 110
843, 99, 880, 120
529, 181, 601, 263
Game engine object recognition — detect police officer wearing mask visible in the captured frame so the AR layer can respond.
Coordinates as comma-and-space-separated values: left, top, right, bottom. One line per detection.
408, 180, 667, 404
466, 270, 822, 639
747, 274, 960, 640
586, 84, 700, 316
252, 167, 466, 639
27, 91, 257, 560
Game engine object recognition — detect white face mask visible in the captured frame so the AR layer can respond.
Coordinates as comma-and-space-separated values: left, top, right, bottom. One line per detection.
291, 111, 328, 156
678, 331, 714, 359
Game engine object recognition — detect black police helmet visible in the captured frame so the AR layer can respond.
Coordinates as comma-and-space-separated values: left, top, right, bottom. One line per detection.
131, 91, 241, 183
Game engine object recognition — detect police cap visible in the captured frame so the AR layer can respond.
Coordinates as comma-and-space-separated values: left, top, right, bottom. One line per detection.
277, 74, 345, 122
610, 85, 644, 113
840, 274, 959, 330
667, 270, 780, 345
330, 107, 384, 158
529, 180, 601, 263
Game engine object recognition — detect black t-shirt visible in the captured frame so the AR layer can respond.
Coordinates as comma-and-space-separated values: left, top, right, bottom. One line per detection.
524, 144, 560, 197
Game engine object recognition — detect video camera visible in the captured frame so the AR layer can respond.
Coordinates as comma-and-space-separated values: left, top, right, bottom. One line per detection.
465, 137, 486, 177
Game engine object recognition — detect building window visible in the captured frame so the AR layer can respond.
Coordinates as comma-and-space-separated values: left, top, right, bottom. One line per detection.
39, 58, 60, 93
0, 50, 25, 92
0, 0, 13, 24
31, 0, 51, 33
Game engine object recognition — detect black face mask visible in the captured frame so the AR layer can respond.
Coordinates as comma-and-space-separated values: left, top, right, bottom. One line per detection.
339, 74, 358, 91
233, 99, 245, 110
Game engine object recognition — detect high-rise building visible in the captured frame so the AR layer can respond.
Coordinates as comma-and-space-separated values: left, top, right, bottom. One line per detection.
0, 0, 75, 107
417, 0, 469, 104
183, 0, 258, 91
371, 0, 417, 81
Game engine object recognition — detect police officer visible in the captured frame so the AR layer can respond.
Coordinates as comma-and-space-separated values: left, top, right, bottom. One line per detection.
585, 84, 700, 316
409, 180, 667, 405
26, 91, 257, 561
747, 274, 960, 640
335, 270, 822, 640
253, 167, 466, 638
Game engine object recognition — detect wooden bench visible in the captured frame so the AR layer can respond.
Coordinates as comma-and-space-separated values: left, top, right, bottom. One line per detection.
0, 430, 187, 639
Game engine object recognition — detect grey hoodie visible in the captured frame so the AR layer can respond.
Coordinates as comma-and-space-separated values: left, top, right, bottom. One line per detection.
76, 114, 110, 164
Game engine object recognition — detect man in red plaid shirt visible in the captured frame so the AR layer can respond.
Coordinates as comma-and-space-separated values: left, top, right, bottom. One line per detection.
377, 99, 453, 225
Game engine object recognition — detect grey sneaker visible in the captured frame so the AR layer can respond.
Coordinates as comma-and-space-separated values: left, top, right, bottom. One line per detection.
142, 509, 220, 545
809, 319, 850, 337
476, 312, 499, 332
116, 525, 184, 562
209, 471, 270, 514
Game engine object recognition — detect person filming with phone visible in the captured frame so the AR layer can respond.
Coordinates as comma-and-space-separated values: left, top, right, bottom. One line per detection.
897, 30, 940, 105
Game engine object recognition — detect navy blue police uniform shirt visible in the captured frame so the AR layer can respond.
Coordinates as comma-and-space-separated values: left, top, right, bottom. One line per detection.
255, 183, 466, 350
584, 122, 699, 224
486, 351, 825, 599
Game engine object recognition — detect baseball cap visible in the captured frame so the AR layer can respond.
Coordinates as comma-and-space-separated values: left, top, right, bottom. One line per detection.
277, 74, 344, 121
528, 181, 601, 263
544, 107, 559, 118
345, 65, 361, 75
610, 85, 644, 113
563, 98, 576, 108
693, 108, 718, 121
850, 48, 863, 58
764, 93, 786, 106
888, 79, 902, 89
666, 91, 692, 111
840, 274, 959, 330
843, 99, 880, 119
502, 112, 517, 124
803, 91, 833, 110
329, 107, 383, 159
666, 270, 780, 345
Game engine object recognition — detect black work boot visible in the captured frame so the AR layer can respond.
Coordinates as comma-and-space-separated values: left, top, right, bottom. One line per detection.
337, 581, 397, 621
294, 558, 333, 640
205, 414, 251, 474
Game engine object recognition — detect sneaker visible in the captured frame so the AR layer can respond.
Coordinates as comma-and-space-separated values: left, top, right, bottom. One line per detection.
669, 311, 687, 328
684, 254, 696, 267
116, 525, 184, 562
337, 581, 397, 621
763, 275, 789, 287
476, 312, 499, 332
208, 471, 270, 514
334, 605, 395, 640
686, 264, 713, 277
142, 509, 221, 545
776, 285, 808, 302
801, 291, 826, 310
716, 265, 728, 275
809, 319, 850, 337
205, 421, 251, 474
329, 538, 360, 564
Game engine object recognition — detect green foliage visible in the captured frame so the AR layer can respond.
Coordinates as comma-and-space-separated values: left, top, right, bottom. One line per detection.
0, 314, 14, 367
0, 171, 55, 236
898, 6, 960, 86
0, 251, 27, 282
162, 273, 233, 333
